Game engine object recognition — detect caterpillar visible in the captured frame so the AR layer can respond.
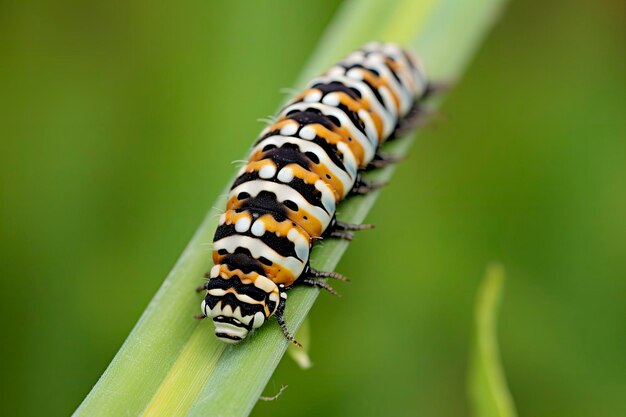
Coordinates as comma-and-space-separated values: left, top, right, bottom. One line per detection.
196, 42, 429, 345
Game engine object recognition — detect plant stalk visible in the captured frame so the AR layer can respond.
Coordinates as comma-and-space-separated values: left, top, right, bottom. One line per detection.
74, 0, 509, 416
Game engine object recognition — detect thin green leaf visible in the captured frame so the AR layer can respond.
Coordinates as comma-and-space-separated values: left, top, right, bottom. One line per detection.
74, 1, 509, 416
469, 263, 518, 417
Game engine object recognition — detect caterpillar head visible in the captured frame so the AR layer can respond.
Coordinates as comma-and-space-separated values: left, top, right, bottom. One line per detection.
201, 265, 281, 343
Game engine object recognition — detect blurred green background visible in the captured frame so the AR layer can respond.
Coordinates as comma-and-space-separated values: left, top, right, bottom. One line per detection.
1, 0, 624, 416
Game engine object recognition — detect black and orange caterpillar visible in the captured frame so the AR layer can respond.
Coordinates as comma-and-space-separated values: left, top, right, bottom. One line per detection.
196, 42, 429, 345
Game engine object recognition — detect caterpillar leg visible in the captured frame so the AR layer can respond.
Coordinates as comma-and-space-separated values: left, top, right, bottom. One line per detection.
335, 219, 374, 232
300, 265, 350, 296
195, 280, 209, 293
325, 218, 375, 240
351, 175, 388, 195
424, 80, 454, 97
328, 229, 354, 240
392, 79, 454, 138
389, 105, 428, 139
365, 152, 405, 170
300, 278, 339, 296
275, 293, 302, 347
306, 266, 350, 282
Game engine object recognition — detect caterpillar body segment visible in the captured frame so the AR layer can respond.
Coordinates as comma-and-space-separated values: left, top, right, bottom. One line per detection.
199, 42, 429, 344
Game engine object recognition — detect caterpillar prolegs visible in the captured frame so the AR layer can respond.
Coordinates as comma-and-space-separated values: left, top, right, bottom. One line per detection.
196, 42, 430, 345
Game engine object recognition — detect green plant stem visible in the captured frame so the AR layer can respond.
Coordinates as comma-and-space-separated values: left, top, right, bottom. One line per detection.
469, 264, 518, 417
74, 0, 508, 416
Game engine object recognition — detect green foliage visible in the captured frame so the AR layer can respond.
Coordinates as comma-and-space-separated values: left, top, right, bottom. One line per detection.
469, 264, 518, 417
2, 1, 625, 417
71, 0, 508, 416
